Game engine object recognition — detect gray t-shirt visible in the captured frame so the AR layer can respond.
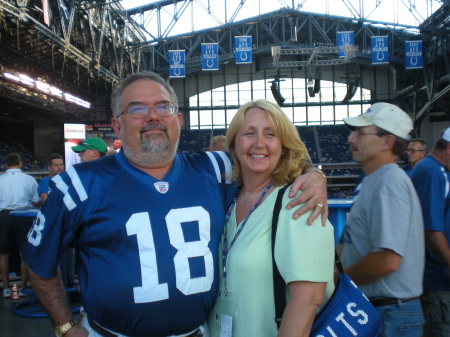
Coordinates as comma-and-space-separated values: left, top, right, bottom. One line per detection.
342, 163, 424, 299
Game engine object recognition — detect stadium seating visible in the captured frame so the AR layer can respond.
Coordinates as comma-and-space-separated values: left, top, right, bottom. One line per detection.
0, 137, 45, 172
179, 125, 353, 165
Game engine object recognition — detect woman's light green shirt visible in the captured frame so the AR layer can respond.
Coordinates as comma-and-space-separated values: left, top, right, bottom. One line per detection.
208, 185, 335, 337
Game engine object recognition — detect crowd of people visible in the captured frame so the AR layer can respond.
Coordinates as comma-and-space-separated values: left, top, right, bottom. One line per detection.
0, 71, 448, 337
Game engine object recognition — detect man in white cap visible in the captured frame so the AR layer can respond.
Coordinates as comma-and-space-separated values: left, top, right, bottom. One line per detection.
410, 127, 450, 336
341, 102, 425, 336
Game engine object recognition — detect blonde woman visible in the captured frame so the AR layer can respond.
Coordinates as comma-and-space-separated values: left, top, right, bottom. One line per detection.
209, 100, 335, 337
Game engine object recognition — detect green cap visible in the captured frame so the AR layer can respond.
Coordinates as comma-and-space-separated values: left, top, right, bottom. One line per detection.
72, 137, 107, 154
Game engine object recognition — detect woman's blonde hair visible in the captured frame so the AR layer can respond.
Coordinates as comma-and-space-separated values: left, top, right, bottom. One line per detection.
226, 99, 309, 187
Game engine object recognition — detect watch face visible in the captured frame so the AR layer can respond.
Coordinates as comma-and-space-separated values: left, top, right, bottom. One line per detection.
55, 330, 63, 337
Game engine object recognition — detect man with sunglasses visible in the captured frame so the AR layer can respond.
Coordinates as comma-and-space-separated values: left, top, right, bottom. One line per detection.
341, 102, 425, 337
402, 138, 427, 176
21, 71, 328, 337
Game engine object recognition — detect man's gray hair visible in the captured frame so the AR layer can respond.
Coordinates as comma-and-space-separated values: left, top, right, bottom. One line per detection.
110, 71, 179, 118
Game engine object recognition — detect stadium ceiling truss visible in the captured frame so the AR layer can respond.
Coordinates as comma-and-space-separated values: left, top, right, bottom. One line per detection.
0, 0, 449, 124
0, 0, 142, 120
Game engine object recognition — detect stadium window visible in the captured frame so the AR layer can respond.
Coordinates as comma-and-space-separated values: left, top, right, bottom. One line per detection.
293, 106, 307, 126
321, 105, 335, 125
335, 104, 349, 123
188, 78, 371, 129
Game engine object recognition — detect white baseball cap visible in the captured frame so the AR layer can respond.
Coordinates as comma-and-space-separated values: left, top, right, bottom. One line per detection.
442, 127, 450, 142
343, 102, 413, 140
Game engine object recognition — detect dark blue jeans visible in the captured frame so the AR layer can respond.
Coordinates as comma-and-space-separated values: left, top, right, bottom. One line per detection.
375, 298, 424, 337
421, 289, 450, 337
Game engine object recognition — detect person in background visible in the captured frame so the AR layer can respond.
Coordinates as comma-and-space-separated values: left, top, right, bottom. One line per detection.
341, 103, 425, 337
71, 137, 108, 286
21, 71, 328, 337
113, 139, 122, 151
209, 135, 227, 151
208, 99, 334, 337
38, 153, 76, 287
0, 153, 40, 298
411, 128, 450, 337
64, 139, 82, 169
401, 138, 427, 176
38, 153, 64, 203
71, 137, 107, 162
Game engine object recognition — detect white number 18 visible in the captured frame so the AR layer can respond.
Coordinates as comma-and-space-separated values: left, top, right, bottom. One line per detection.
126, 206, 213, 303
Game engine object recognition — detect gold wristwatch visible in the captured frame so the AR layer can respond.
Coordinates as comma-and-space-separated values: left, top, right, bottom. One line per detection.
55, 319, 78, 337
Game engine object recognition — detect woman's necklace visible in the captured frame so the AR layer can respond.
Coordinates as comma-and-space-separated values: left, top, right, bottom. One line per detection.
221, 183, 272, 296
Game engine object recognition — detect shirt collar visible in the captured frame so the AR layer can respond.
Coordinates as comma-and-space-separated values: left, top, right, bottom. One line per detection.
6, 168, 22, 173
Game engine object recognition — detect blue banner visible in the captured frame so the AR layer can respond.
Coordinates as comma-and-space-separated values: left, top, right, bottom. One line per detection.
337, 31, 354, 58
201, 43, 219, 71
405, 41, 423, 69
169, 50, 185, 78
371, 36, 389, 65
235, 36, 252, 64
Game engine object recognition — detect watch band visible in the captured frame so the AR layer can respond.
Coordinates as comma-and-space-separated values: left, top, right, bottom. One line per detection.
55, 319, 78, 337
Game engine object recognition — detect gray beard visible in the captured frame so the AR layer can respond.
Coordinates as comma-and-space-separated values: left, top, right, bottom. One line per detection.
120, 128, 179, 168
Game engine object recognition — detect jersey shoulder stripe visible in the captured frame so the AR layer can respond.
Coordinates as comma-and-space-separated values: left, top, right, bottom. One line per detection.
67, 166, 88, 202
50, 155, 120, 212
439, 166, 450, 198
51, 166, 89, 211
205, 151, 232, 184
179, 151, 233, 185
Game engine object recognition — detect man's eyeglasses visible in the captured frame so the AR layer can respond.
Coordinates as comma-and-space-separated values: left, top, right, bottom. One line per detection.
352, 130, 383, 137
119, 103, 177, 119
406, 149, 425, 153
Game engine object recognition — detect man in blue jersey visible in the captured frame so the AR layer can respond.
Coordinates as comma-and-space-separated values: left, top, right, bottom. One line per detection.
21, 71, 327, 337
38, 153, 64, 203
411, 128, 450, 336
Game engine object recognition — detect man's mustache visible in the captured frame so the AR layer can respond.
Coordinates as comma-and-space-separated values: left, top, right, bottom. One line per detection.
140, 124, 167, 135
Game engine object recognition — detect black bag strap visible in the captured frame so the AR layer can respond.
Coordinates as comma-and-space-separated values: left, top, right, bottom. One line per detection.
271, 185, 343, 329
271, 184, 291, 329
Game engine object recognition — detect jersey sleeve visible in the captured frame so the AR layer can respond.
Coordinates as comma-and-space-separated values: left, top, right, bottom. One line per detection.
191, 151, 236, 210
37, 177, 49, 195
21, 167, 86, 277
275, 188, 335, 284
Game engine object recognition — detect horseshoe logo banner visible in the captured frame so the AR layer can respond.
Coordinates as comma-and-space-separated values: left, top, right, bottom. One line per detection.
235, 36, 252, 64
405, 41, 423, 70
371, 36, 389, 65
169, 50, 186, 78
337, 31, 354, 58
201, 43, 219, 71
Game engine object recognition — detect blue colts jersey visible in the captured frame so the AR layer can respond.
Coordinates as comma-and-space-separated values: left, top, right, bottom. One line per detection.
22, 151, 235, 337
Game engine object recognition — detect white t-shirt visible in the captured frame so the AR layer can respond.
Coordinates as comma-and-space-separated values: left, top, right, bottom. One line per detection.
0, 169, 40, 210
